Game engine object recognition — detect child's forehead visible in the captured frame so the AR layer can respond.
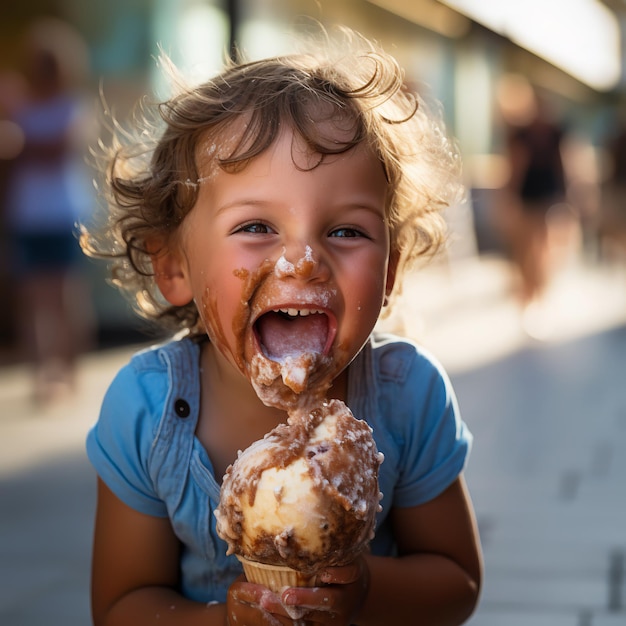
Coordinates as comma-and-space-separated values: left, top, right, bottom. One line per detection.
199, 119, 247, 157
194, 114, 249, 172
194, 105, 366, 177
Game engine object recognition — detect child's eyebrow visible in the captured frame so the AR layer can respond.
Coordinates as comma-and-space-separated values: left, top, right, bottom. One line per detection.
214, 199, 386, 218
214, 199, 271, 216
335, 202, 387, 218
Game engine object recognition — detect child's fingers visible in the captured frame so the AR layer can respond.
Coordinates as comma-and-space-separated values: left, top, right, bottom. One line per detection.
316, 562, 362, 585
280, 586, 349, 624
228, 582, 287, 625
280, 560, 370, 625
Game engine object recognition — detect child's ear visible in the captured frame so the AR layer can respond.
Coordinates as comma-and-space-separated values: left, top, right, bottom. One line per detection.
149, 243, 194, 307
385, 251, 400, 298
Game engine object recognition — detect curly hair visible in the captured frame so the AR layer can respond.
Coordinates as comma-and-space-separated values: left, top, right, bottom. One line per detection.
81, 28, 463, 334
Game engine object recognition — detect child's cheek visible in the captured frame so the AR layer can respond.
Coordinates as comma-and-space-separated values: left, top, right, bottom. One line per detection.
198, 286, 248, 375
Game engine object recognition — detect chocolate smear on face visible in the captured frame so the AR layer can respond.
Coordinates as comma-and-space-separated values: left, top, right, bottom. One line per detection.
232, 253, 343, 411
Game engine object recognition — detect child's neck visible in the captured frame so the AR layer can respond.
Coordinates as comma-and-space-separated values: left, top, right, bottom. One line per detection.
195, 342, 348, 481
196, 342, 286, 480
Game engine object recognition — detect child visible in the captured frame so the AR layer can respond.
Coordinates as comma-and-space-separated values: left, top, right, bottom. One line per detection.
82, 28, 482, 626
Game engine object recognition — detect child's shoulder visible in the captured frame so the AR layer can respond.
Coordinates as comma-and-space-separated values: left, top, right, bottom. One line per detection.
96, 336, 201, 438
350, 334, 459, 436
109, 336, 201, 401
126, 335, 201, 371
368, 332, 448, 384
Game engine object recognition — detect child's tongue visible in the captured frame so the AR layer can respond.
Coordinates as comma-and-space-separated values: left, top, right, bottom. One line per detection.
256, 312, 327, 361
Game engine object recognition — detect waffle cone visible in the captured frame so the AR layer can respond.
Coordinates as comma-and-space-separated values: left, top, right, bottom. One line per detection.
236, 556, 316, 593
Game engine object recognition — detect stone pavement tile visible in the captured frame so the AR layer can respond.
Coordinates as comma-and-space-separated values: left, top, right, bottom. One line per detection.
575, 480, 626, 507
472, 501, 626, 545
478, 572, 608, 612
0, 565, 90, 626
466, 608, 580, 626
593, 614, 626, 625
480, 521, 625, 588
468, 476, 568, 512
0, 560, 58, 617
480, 539, 610, 576
484, 513, 626, 545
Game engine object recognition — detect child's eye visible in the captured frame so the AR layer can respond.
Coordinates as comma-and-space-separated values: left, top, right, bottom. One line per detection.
329, 227, 366, 238
235, 222, 275, 235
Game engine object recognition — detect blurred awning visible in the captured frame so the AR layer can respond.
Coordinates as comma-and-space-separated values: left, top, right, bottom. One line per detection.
365, 0, 471, 38
438, 0, 621, 91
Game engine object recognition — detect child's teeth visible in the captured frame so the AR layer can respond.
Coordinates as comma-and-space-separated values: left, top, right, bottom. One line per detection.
276, 308, 323, 316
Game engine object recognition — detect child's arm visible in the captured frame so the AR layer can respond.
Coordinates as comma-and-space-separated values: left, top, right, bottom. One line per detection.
360, 474, 482, 625
91, 479, 228, 625
265, 474, 482, 625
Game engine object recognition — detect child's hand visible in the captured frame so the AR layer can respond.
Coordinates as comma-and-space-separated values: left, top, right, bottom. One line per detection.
280, 558, 369, 625
227, 578, 286, 625
227, 558, 369, 625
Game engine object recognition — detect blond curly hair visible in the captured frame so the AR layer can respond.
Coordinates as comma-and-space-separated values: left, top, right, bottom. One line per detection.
81, 28, 463, 334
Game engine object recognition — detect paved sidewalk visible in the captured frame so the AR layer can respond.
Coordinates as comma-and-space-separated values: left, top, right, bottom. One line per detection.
1, 253, 625, 625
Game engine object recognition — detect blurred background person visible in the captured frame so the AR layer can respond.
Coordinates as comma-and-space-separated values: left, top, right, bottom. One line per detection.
598, 104, 626, 260
495, 74, 581, 338
0, 17, 96, 404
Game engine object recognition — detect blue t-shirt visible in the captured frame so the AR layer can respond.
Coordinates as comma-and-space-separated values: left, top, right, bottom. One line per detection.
86, 333, 472, 603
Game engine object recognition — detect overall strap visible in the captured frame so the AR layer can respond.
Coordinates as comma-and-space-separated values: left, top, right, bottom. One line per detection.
149, 339, 202, 508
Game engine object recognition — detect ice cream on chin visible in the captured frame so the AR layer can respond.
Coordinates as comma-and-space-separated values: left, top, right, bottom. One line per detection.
215, 246, 383, 577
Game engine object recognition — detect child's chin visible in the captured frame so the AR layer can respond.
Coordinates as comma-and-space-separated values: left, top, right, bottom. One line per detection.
247, 351, 337, 411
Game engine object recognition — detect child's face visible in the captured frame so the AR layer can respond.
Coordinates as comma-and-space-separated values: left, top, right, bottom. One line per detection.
167, 127, 395, 404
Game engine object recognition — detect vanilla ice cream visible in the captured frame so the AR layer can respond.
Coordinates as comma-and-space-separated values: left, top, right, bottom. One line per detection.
215, 399, 383, 574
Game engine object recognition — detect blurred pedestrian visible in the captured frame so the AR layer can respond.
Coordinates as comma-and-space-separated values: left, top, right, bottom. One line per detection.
599, 107, 626, 259
0, 18, 96, 404
495, 75, 578, 337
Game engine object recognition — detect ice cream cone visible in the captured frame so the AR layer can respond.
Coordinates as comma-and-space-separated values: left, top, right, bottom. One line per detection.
237, 556, 316, 593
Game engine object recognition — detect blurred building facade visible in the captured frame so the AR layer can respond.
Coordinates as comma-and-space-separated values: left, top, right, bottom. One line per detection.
0, 0, 624, 359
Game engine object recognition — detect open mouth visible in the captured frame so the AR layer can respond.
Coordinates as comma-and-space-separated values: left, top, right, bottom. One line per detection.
255, 308, 331, 362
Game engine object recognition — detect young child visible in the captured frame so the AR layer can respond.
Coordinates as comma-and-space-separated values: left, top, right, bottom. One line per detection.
82, 28, 482, 626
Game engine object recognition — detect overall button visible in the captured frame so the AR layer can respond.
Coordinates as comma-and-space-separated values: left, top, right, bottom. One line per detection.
174, 398, 191, 418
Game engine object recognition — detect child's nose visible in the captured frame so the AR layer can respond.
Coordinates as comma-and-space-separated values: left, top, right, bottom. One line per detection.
275, 244, 328, 281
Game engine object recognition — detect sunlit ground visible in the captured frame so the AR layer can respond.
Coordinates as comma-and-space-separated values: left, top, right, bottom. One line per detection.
378, 252, 626, 374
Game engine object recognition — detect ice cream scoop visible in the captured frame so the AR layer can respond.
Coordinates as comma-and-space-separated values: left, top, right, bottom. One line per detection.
215, 399, 383, 574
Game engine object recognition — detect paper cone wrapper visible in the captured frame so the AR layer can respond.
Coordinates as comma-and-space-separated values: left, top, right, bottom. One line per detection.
237, 556, 316, 593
